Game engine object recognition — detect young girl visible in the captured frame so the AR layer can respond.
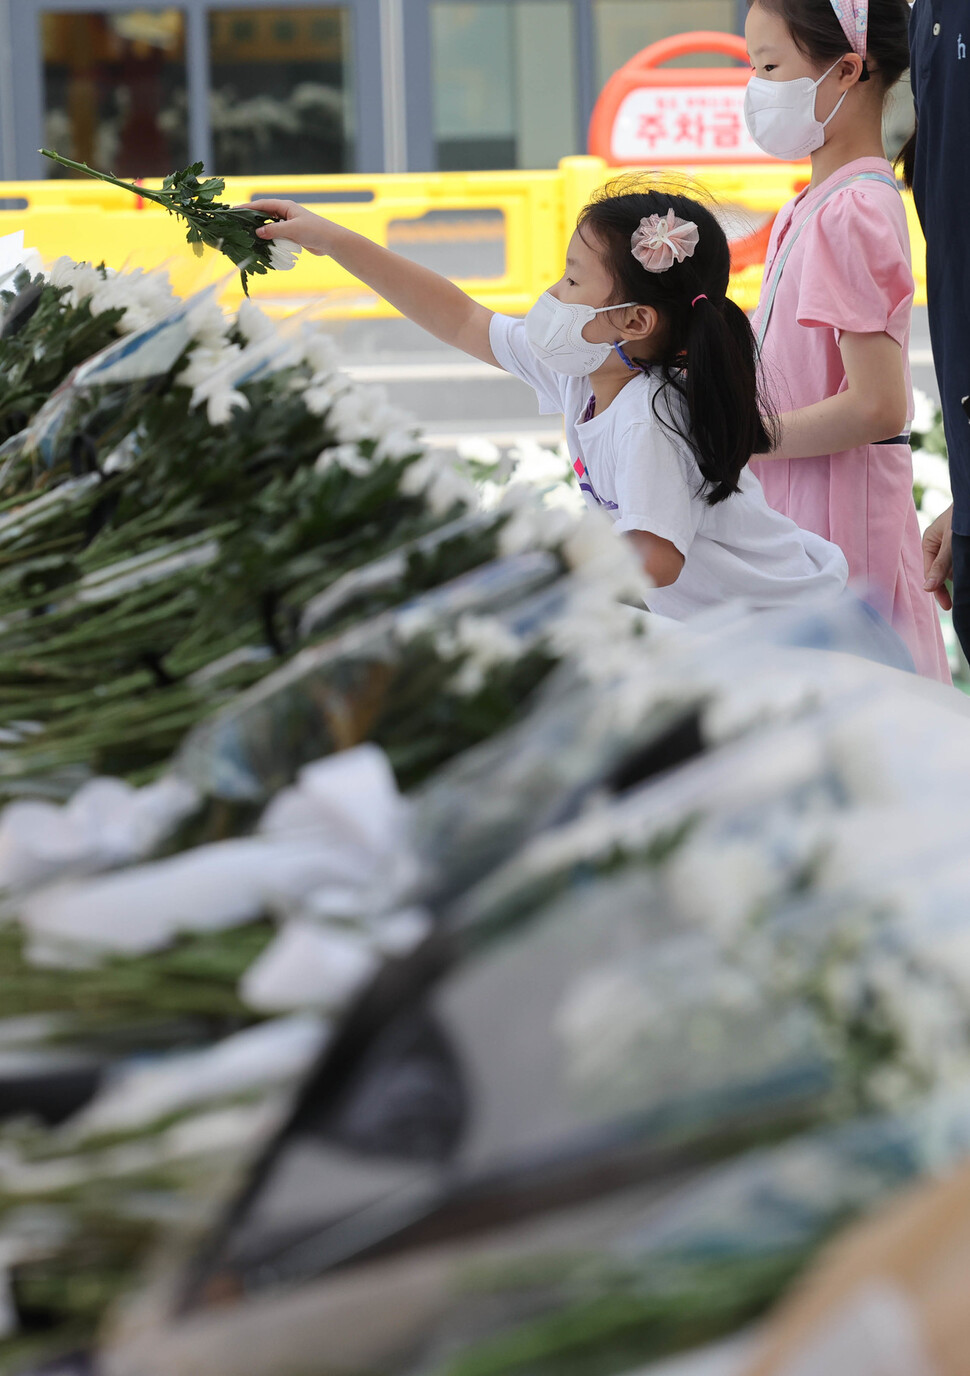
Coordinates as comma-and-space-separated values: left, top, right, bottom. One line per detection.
744, 0, 951, 681
247, 181, 848, 621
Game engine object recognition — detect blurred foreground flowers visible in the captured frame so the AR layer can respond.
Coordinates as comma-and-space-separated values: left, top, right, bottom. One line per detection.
0, 248, 970, 1376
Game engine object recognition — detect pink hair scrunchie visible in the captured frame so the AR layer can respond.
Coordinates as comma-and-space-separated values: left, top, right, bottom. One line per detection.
631, 209, 700, 274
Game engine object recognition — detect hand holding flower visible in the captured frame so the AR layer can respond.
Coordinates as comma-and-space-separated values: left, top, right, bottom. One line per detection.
245, 200, 342, 258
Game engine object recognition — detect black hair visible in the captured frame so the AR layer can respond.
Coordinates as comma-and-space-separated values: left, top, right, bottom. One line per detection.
746, 0, 911, 90
896, 126, 916, 188
578, 177, 775, 505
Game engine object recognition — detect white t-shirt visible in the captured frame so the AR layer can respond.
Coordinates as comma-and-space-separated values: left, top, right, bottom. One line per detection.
490, 313, 848, 621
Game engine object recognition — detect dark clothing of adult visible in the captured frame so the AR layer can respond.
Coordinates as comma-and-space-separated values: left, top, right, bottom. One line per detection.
951, 533, 970, 655
910, 0, 970, 656
910, 0, 970, 533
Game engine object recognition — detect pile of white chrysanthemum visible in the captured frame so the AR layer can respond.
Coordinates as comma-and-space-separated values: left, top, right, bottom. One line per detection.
5, 243, 970, 1376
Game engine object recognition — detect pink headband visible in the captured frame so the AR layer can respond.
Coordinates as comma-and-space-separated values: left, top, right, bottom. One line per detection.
828, 0, 868, 61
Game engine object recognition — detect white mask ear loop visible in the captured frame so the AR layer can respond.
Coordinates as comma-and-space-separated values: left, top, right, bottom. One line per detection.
815, 56, 851, 130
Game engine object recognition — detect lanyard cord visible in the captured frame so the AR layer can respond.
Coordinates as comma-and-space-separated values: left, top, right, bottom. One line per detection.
755, 171, 899, 354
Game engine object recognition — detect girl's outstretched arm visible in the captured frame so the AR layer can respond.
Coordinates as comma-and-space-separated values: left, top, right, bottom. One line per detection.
246, 200, 500, 367
764, 331, 909, 460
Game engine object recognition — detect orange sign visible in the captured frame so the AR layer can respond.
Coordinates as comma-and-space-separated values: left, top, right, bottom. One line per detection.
589, 31, 772, 166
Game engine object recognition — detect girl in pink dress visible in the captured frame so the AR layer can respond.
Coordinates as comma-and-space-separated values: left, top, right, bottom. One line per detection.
744, 0, 950, 681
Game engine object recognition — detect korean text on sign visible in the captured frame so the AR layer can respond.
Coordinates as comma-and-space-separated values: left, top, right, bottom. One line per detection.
611, 88, 768, 163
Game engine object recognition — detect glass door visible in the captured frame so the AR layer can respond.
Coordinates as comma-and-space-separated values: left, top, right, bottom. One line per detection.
40, 8, 190, 176
205, 2, 356, 175
428, 0, 580, 170
7, 0, 383, 180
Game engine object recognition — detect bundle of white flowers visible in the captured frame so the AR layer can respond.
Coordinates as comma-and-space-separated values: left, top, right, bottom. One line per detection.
0, 257, 178, 451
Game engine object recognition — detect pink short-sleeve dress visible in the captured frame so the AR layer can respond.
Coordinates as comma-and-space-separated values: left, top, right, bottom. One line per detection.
750, 156, 951, 684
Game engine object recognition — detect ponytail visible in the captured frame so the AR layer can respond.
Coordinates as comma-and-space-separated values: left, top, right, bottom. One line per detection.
896, 126, 916, 190
678, 297, 775, 504
579, 177, 776, 507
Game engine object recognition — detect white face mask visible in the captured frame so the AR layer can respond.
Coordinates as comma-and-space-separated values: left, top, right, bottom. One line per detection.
524, 291, 638, 376
743, 58, 849, 162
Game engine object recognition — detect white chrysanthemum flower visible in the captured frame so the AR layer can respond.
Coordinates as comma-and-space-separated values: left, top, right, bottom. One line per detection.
456, 436, 502, 468
176, 341, 251, 425
303, 374, 351, 417
543, 474, 586, 516
547, 588, 647, 684
398, 456, 433, 498
301, 331, 340, 375
236, 298, 277, 344
450, 653, 501, 695
374, 428, 424, 463
559, 513, 653, 648
399, 450, 478, 514
327, 385, 390, 442
497, 483, 575, 556
185, 295, 231, 348
394, 605, 437, 643
434, 469, 478, 515
111, 304, 154, 336
268, 240, 303, 272
509, 437, 573, 490
176, 344, 243, 391
83, 266, 175, 334
370, 400, 414, 439
87, 280, 121, 319
47, 257, 105, 309
448, 614, 524, 695
203, 387, 251, 426
47, 256, 78, 289
562, 510, 636, 578
315, 443, 371, 477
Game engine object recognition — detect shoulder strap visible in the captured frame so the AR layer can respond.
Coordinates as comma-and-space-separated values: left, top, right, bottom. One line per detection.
755, 172, 899, 353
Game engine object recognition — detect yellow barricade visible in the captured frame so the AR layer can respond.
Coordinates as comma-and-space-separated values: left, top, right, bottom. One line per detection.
0, 156, 926, 318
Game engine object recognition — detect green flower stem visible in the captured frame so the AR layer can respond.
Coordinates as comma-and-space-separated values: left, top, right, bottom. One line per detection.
38, 150, 259, 223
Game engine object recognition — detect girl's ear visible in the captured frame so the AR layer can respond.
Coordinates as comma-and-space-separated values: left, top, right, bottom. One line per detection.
838, 53, 865, 87
623, 304, 659, 341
